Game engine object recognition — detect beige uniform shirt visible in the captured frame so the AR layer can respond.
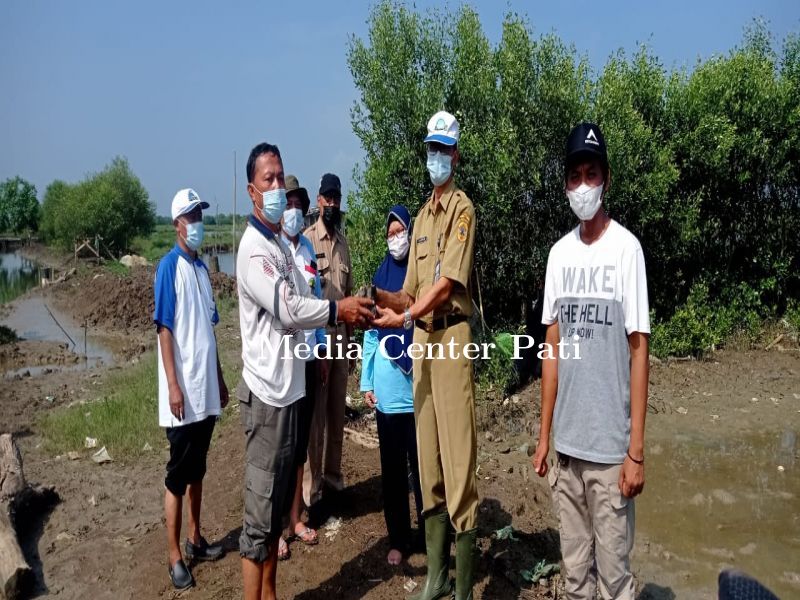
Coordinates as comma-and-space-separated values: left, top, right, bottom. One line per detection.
403, 180, 476, 323
303, 216, 353, 302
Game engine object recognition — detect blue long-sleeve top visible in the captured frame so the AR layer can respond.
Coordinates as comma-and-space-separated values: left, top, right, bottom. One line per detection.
359, 328, 413, 413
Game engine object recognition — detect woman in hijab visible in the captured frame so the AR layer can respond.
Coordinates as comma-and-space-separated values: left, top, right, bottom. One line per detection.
360, 205, 424, 565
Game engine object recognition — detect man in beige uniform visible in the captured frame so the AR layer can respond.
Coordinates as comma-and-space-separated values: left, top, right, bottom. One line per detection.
302, 173, 354, 519
374, 111, 478, 600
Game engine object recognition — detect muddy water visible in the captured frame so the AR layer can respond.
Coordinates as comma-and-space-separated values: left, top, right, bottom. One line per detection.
1, 294, 114, 371
0, 251, 41, 303
636, 427, 800, 598
209, 250, 234, 276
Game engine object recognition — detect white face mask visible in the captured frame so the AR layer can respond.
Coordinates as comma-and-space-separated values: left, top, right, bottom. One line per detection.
388, 230, 409, 260
282, 208, 303, 237
566, 182, 604, 221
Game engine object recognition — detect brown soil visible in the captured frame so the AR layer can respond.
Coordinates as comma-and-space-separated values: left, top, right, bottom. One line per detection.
0, 340, 79, 371
2, 264, 798, 599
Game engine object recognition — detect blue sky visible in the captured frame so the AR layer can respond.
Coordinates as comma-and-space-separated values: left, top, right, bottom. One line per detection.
1, 0, 798, 217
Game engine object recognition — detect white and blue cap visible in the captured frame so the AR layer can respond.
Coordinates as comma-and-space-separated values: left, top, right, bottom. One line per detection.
171, 188, 209, 221
424, 110, 459, 146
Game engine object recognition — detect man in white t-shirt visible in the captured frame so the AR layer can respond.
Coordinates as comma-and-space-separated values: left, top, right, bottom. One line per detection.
154, 188, 229, 590
532, 123, 650, 600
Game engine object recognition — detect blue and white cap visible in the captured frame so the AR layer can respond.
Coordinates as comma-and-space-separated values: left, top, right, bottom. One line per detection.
171, 188, 210, 221
424, 110, 459, 146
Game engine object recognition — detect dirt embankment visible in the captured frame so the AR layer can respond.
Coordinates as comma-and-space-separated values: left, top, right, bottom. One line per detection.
44, 265, 237, 337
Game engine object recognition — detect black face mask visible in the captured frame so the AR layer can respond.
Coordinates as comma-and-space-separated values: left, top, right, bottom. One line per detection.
322, 205, 341, 228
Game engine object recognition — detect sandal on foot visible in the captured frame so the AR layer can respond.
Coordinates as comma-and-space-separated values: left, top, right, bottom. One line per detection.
292, 525, 318, 546
278, 536, 290, 561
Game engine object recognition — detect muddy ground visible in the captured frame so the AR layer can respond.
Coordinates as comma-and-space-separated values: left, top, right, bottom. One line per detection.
2, 262, 799, 599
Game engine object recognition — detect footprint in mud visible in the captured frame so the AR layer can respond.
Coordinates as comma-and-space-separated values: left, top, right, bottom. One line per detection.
701, 546, 736, 560
711, 489, 736, 505
688, 492, 707, 506
738, 542, 757, 555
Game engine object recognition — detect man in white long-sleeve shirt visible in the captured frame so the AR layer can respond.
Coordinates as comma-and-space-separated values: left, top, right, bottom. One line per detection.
236, 142, 373, 600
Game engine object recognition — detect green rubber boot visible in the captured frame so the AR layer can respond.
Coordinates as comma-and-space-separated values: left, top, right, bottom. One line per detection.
454, 528, 478, 600
408, 511, 453, 600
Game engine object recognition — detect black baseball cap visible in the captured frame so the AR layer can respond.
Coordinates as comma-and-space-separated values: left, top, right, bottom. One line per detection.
565, 122, 608, 170
319, 173, 341, 197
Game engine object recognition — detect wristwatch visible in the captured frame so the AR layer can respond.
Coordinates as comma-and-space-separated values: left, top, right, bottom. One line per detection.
403, 308, 413, 330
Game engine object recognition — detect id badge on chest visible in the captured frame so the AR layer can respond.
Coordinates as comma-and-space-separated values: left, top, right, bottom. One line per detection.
433, 233, 442, 285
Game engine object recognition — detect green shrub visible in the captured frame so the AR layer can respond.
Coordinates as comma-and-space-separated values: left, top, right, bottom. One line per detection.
0, 325, 18, 345
474, 328, 519, 399
651, 281, 772, 357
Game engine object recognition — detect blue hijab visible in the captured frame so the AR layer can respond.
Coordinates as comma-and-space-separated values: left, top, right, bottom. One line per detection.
372, 205, 413, 375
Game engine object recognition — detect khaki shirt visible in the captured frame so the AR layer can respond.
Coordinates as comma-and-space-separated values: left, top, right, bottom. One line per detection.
303, 217, 353, 303
403, 180, 476, 322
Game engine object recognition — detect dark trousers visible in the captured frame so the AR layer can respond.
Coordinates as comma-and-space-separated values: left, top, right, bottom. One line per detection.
376, 409, 424, 552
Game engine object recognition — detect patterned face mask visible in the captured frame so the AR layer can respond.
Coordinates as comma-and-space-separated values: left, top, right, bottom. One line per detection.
388, 230, 409, 260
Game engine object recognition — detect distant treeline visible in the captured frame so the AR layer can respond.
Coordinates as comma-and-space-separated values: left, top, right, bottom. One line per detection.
154, 214, 251, 227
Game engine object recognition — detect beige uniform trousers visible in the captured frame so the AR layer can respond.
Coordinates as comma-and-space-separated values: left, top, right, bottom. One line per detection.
413, 320, 478, 532
548, 454, 635, 599
303, 328, 349, 507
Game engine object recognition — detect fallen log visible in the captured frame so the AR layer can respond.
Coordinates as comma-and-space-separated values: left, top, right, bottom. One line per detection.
0, 433, 58, 600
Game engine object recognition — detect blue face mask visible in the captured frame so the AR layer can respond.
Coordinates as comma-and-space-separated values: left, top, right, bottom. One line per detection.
183, 221, 204, 251
282, 208, 304, 237
426, 151, 453, 186
254, 186, 287, 224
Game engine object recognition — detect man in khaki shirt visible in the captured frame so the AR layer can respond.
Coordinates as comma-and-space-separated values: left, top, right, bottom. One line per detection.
374, 111, 478, 600
302, 173, 353, 520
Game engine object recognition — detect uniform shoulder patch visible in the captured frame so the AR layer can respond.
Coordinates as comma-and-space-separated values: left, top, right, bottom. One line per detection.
456, 212, 471, 242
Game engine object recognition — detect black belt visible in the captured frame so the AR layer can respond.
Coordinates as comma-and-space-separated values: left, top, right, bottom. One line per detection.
415, 314, 468, 333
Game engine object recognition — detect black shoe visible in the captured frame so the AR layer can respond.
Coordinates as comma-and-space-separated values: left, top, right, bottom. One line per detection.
168, 559, 194, 590
184, 536, 224, 562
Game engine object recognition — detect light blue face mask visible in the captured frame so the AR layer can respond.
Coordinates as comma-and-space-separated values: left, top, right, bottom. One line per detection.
282, 208, 304, 237
254, 186, 287, 224
426, 150, 453, 186
183, 221, 204, 251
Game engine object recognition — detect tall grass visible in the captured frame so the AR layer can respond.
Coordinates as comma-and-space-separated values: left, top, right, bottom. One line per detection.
40, 354, 162, 458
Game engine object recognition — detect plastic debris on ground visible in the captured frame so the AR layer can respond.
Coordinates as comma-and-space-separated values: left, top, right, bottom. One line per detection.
494, 525, 519, 541
323, 516, 343, 541
403, 579, 418, 593
84, 436, 98, 449
521, 559, 561, 583
92, 446, 113, 464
